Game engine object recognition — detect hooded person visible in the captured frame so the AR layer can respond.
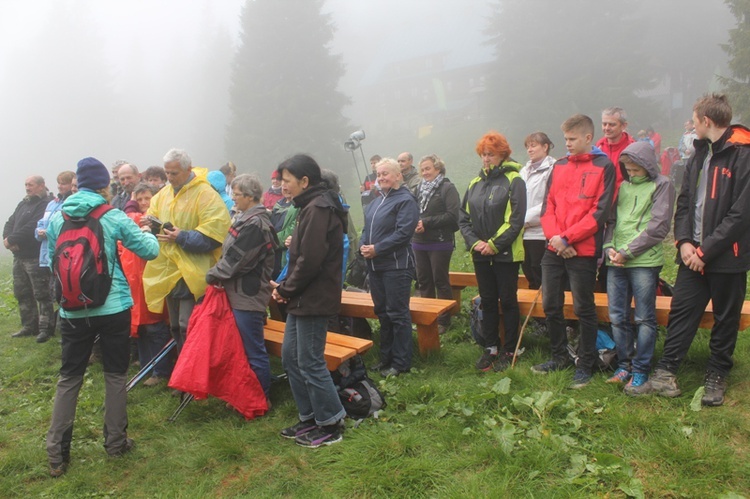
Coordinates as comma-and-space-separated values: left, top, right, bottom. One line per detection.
602, 141, 675, 391
207, 170, 234, 212
45, 157, 160, 477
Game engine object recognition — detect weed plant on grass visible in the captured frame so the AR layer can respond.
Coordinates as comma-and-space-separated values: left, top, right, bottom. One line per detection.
1, 249, 750, 497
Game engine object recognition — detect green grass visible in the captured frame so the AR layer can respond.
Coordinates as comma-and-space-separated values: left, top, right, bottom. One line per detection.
1, 250, 750, 498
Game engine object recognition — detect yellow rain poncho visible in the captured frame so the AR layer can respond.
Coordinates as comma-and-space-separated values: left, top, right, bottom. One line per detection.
143, 168, 231, 313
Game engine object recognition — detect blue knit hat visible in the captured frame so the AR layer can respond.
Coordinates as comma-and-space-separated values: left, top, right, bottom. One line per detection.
76, 157, 110, 191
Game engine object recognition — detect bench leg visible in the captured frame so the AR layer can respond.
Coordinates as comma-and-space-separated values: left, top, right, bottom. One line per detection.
416, 322, 441, 355
450, 288, 462, 315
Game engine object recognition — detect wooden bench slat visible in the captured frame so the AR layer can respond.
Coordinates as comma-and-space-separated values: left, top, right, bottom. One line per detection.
263, 328, 362, 371
265, 319, 373, 354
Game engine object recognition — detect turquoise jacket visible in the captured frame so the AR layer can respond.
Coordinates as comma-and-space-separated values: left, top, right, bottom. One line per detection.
603, 141, 675, 268
47, 190, 160, 318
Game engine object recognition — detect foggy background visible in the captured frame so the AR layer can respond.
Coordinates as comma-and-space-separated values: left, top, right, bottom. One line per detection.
0, 0, 737, 251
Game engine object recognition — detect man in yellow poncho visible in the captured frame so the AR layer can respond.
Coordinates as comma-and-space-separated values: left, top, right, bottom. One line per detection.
143, 148, 231, 353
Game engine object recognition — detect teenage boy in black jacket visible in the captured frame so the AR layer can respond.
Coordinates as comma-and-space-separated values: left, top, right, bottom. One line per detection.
631, 94, 750, 406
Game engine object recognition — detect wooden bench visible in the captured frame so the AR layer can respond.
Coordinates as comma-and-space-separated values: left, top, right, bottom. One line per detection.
263, 319, 374, 371
511, 288, 750, 330
449, 271, 530, 314
338, 290, 455, 355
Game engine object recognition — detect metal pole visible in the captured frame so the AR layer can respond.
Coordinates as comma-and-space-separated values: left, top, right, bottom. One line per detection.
126, 339, 176, 392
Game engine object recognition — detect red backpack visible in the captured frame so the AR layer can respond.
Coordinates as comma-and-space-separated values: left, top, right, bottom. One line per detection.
52, 204, 114, 311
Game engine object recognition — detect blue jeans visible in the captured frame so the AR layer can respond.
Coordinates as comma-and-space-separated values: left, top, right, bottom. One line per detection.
282, 314, 345, 426
607, 266, 661, 374
136, 322, 173, 378
368, 268, 414, 371
233, 309, 271, 398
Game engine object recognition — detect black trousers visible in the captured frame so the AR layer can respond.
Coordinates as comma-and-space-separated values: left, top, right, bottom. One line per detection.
656, 265, 747, 377
541, 251, 598, 371
473, 260, 520, 353
522, 239, 546, 290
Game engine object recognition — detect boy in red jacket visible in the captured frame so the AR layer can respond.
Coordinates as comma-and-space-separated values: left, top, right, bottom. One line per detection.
532, 114, 615, 388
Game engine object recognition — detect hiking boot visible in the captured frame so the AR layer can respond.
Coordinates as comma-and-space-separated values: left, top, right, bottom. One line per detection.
606, 368, 631, 384
280, 419, 317, 439
701, 370, 727, 407
492, 353, 514, 372
570, 369, 592, 389
49, 462, 68, 478
623, 373, 648, 395
475, 349, 498, 371
143, 376, 165, 387
295, 424, 343, 448
36, 332, 52, 343
108, 438, 135, 458
11, 328, 35, 338
531, 357, 572, 374
646, 368, 681, 398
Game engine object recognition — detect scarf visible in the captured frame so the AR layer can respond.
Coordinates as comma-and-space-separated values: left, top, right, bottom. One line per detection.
418, 174, 444, 213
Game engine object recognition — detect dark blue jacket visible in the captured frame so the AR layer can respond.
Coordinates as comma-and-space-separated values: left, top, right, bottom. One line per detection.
361, 185, 419, 272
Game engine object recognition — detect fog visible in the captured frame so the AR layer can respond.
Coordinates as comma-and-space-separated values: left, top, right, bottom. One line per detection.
0, 0, 736, 251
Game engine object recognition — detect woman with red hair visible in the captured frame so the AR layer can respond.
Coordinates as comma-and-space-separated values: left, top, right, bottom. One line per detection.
459, 131, 527, 372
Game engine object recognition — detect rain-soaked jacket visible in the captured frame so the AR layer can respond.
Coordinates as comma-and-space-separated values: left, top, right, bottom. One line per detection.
143, 168, 231, 313
675, 124, 750, 273
603, 141, 675, 268
47, 190, 159, 319
459, 160, 526, 262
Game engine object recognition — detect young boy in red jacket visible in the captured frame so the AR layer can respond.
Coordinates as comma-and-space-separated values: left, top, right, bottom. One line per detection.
532, 114, 615, 388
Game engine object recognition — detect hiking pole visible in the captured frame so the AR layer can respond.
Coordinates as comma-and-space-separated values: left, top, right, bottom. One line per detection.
126, 339, 176, 392
512, 286, 543, 368
167, 393, 194, 423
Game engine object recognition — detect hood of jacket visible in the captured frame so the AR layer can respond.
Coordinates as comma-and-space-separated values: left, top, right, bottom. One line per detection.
62, 189, 107, 217
479, 159, 522, 181
207, 170, 227, 192
619, 141, 659, 181
293, 184, 348, 233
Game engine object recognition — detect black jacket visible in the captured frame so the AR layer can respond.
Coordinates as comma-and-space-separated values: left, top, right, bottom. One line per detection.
3, 192, 52, 259
277, 184, 348, 316
412, 177, 460, 245
675, 124, 750, 273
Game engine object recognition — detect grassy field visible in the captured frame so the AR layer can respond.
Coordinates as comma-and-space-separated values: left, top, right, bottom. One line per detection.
1, 249, 749, 498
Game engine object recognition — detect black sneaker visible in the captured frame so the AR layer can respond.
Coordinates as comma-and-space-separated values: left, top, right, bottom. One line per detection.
11, 328, 36, 338
531, 357, 572, 374
295, 424, 343, 448
36, 332, 52, 343
701, 370, 727, 407
280, 419, 317, 439
475, 349, 498, 371
492, 353, 514, 372
569, 369, 592, 389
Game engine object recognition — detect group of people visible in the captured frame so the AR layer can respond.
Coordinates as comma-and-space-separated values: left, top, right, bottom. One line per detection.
4, 93, 749, 475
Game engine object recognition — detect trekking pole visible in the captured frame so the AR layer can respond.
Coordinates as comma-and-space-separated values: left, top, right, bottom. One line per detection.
512, 286, 543, 368
167, 393, 194, 423
126, 339, 176, 392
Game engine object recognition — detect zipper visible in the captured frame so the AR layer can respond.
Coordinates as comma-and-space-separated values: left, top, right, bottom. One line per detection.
711, 166, 718, 199
734, 242, 739, 257
630, 195, 638, 215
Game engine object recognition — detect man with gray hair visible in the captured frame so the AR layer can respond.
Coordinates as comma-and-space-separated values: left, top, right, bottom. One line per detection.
397, 152, 420, 191
4, 176, 54, 342
596, 107, 635, 186
111, 163, 140, 210
142, 149, 231, 361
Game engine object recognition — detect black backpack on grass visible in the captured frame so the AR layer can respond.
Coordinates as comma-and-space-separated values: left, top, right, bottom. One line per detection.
331, 356, 386, 419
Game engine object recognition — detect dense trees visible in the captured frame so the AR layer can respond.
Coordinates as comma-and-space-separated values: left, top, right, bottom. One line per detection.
226, 0, 351, 175
721, 0, 750, 121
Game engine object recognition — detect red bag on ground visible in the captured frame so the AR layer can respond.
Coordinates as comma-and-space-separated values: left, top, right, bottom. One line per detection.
169, 285, 268, 419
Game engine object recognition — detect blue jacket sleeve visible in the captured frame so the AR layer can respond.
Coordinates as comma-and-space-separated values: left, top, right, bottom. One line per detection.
176, 229, 222, 253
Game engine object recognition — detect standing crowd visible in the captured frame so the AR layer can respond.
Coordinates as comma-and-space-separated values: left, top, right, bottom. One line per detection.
3, 93, 749, 475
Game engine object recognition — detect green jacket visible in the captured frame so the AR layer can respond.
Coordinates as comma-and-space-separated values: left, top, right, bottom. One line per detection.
459, 160, 526, 262
603, 141, 675, 268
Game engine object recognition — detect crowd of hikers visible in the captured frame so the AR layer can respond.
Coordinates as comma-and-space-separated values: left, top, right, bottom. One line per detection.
3, 93, 749, 477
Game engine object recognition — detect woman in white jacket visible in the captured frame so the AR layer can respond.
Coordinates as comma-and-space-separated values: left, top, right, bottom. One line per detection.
520, 132, 556, 290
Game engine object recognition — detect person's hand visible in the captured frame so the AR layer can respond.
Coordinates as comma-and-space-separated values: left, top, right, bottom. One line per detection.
360, 244, 377, 259
270, 280, 288, 304
285, 235, 292, 248
140, 224, 153, 233
480, 243, 497, 256
549, 235, 567, 253
360, 184, 365, 193
680, 242, 696, 265
608, 249, 626, 266
157, 226, 181, 243
3, 238, 9, 249
685, 251, 705, 272
559, 246, 577, 259
38, 229, 47, 239
473, 241, 488, 254
415, 220, 424, 234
